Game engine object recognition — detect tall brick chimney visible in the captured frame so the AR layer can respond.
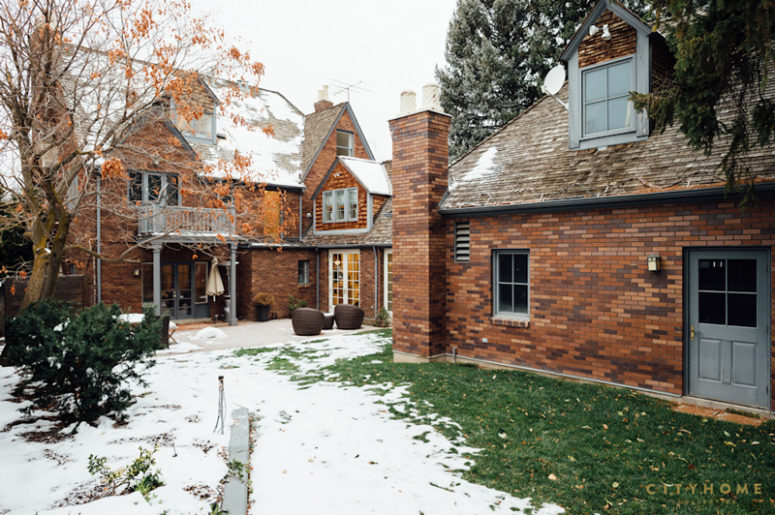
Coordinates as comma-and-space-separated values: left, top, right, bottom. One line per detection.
388, 86, 450, 362
314, 85, 333, 112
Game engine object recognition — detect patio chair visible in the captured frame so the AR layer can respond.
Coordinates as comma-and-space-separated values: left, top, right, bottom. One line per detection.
334, 304, 364, 330
292, 308, 325, 336
322, 313, 335, 330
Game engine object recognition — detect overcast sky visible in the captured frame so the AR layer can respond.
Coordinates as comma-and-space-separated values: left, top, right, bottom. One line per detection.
192, 0, 459, 162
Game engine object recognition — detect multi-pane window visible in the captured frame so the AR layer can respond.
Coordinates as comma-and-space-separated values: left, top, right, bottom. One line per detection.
698, 259, 757, 327
128, 171, 179, 206
494, 250, 529, 317
583, 59, 631, 135
336, 130, 353, 157
298, 260, 310, 285
330, 251, 360, 306
322, 187, 358, 223
172, 100, 215, 142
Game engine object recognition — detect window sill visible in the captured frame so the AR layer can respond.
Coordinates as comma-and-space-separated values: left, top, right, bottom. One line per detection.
490, 316, 529, 328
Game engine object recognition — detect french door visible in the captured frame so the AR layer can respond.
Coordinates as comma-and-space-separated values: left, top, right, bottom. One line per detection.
330, 250, 360, 308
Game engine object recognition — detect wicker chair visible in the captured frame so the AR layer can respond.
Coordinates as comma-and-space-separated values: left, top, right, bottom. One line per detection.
292, 308, 325, 336
334, 304, 364, 330
322, 313, 335, 330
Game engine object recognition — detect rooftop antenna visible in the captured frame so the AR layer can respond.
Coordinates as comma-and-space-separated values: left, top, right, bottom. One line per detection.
541, 64, 568, 111
330, 78, 374, 102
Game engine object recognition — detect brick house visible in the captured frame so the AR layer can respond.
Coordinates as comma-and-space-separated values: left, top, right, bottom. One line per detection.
390, 0, 775, 411
77, 79, 393, 325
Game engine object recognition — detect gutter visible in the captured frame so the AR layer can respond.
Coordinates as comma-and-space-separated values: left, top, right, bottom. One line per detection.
439, 184, 775, 217
315, 248, 320, 310
96, 175, 102, 303
373, 246, 378, 317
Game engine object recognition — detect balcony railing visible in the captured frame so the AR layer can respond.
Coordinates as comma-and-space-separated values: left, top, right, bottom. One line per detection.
137, 205, 236, 237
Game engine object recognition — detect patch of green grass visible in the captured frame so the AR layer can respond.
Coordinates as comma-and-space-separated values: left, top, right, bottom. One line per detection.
233, 347, 277, 357
266, 356, 300, 373
354, 328, 393, 338
301, 343, 775, 514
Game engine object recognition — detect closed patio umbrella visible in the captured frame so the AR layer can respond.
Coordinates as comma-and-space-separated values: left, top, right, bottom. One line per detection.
206, 257, 225, 300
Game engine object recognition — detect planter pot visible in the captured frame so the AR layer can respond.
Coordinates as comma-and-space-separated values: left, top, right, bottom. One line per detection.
256, 304, 270, 322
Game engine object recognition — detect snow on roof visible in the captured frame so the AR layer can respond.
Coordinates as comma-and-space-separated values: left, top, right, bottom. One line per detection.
449, 146, 498, 192
193, 81, 305, 188
339, 157, 392, 196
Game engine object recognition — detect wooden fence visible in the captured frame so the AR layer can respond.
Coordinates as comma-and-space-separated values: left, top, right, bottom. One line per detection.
0, 275, 88, 337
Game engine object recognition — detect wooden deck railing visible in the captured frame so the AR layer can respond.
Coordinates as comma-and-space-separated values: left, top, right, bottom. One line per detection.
137, 205, 236, 236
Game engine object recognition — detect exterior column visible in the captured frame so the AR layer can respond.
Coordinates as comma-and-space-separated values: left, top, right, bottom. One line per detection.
388, 108, 451, 361
229, 243, 237, 326
152, 243, 161, 316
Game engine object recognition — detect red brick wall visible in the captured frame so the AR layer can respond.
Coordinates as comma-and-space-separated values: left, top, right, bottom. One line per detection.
442, 200, 775, 409
302, 110, 370, 232
578, 9, 636, 68
389, 110, 451, 358
237, 247, 317, 320
314, 162, 369, 230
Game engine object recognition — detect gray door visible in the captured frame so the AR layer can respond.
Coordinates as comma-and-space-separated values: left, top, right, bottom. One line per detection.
688, 249, 770, 408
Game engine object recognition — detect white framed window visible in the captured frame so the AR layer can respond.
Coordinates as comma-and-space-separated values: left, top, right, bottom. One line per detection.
128, 171, 179, 206
329, 250, 360, 307
493, 250, 529, 318
321, 187, 358, 223
384, 249, 393, 313
171, 100, 215, 143
336, 130, 353, 157
582, 58, 633, 137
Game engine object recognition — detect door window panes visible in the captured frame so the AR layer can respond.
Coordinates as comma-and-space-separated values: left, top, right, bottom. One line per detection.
728, 259, 756, 292
698, 258, 758, 327
195, 262, 207, 304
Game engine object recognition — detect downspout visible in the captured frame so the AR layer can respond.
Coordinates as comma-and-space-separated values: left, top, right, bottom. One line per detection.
315, 248, 320, 310
373, 246, 378, 319
96, 174, 102, 303
298, 192, 303, 240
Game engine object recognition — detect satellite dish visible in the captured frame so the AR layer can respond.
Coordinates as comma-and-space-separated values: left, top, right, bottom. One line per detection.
542, 65, 566, 96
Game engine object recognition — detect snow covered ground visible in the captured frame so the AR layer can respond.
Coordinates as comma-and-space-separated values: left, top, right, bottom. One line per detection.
0, 329, 563, 514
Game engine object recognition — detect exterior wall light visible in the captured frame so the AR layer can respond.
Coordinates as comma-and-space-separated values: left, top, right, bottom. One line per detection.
133, 268, 141, 277
647, 255, 661, 272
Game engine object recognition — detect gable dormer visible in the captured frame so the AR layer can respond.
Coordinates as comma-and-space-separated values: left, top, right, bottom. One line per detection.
170, 74, 220, 145
561, 1, 658, 150
311, 157, 391, 235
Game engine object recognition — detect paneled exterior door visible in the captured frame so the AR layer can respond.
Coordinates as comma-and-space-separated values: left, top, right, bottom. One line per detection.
688, 249, 770, 408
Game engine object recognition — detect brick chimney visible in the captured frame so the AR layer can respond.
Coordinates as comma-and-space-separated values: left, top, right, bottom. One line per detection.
388, 85, 450, 362
313, 85, 333, 112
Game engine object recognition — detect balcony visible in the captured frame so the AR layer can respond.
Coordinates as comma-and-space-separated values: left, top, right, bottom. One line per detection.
137, 205, 236, 238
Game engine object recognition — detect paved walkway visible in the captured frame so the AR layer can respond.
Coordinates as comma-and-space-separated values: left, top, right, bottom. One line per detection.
163, 318, 369, 354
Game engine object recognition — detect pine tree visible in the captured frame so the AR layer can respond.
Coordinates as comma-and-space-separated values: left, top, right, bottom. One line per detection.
437, 0, 649, 160
632, 0, 775, 198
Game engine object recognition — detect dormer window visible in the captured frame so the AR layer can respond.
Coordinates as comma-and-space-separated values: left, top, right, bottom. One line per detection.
336, 130, 354, 157
561, 1, 654, 150
171, 99, 216, 143
583, 58, 632, 136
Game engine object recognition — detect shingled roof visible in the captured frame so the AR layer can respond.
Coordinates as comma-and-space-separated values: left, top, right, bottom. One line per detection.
441, 82, 775, 211
302, 198, 392, 247
301, 103, 347, 175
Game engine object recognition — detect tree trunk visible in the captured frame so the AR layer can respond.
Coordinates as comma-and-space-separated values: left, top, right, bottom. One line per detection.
40, 217, 71, 300
19, 236, 52, 310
